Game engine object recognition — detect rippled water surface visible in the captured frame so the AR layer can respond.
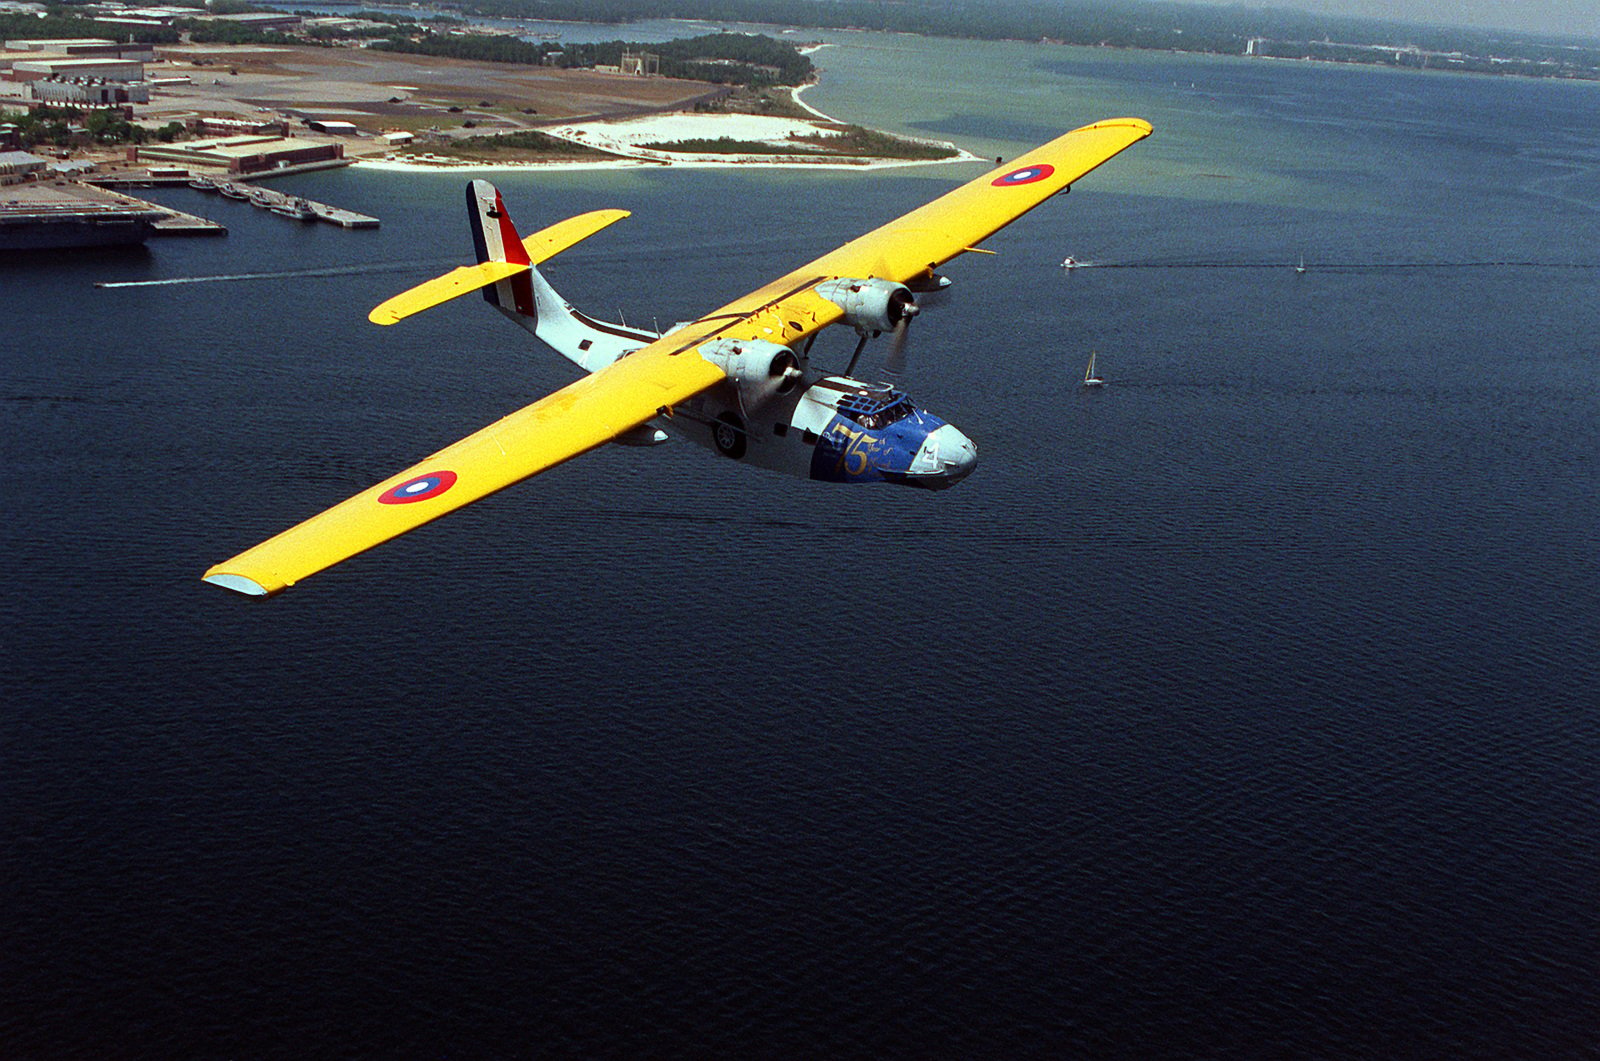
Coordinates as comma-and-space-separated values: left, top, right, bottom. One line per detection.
5, 34, 1599, 1060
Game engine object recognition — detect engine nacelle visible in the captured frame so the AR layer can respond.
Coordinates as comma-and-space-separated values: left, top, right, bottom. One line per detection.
698, 337, 804, 409
816, 277, 918, 334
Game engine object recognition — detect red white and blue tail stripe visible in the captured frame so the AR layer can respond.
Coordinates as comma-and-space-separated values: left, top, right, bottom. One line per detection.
466, 180, 536, 319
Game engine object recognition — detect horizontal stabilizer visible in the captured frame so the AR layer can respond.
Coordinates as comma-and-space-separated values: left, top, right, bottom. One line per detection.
369, 260, 529, 325
520, 208, 630, 264
369, 209, 631, 326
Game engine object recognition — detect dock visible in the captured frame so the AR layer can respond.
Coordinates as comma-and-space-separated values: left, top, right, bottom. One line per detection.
1, 181, 224, 249
150, 210, 228, 236
88, 167, 378, 229
93, 182, 227, 236
189, 178, 380, 229
3, 166, 376, 251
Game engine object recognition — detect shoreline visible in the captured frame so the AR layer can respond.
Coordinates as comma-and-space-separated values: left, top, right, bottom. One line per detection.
356, 71, 984, 175
786, 81, 833, 121
355, 152, 984, 174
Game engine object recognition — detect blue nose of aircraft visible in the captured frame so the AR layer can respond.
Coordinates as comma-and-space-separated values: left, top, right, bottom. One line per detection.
905, 423, 978, 488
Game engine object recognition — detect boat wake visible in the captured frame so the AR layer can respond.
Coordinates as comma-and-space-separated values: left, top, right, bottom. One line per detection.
94, 259, 457, 289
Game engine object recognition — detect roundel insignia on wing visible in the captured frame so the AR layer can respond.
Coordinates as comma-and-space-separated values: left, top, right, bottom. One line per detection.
991, 163, 1056, 187
378, 470, 458, 505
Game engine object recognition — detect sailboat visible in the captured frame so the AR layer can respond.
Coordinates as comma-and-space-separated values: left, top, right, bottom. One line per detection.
1294, 255, 1306, 275
1083, 351, 1104, 388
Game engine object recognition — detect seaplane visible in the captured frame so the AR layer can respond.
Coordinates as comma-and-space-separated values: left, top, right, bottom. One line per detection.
203, 118, 1152, 596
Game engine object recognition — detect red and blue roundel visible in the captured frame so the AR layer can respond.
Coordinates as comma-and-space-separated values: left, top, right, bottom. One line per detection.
991, 163, 1056, 187
378, 470, 458, 505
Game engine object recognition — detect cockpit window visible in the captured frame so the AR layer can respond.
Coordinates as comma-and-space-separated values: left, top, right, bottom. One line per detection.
838, 390, 915, 430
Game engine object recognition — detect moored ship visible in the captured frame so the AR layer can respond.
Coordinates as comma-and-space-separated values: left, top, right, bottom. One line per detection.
1, 184, 168, 251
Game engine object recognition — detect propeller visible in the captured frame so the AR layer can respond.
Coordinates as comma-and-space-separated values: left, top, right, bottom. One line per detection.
773, 351, 804, 393
881, 292, 919, 383
882, 317, 912, 382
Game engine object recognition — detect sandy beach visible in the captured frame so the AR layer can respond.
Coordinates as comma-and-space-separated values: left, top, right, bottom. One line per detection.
357, 89, 983, 174
355, 152, 983, 174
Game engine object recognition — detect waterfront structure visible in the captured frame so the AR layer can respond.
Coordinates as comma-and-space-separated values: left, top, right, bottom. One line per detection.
0, 149, 47, 183
194, 116, 289, 137
0, 180, 167, 250
0, 149, 46, 184
136, 134, 345, 176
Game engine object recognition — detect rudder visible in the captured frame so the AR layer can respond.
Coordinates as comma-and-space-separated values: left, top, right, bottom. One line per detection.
467, 179, 535, 317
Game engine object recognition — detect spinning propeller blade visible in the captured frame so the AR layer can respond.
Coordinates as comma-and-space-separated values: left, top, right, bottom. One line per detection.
882, 294, 919, 382
883, 318, 912, 382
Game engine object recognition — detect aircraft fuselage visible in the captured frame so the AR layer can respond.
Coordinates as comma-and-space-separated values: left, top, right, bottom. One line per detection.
670, 371, 976, 489
497, 293, 977, 489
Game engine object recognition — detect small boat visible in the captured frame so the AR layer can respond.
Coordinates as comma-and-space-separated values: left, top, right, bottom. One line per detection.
187, 176, 217, 192
1061, 255, 1082, 269
218, 183, 249, 200
1083, 351, 1104, 388
271, 198, 317, 221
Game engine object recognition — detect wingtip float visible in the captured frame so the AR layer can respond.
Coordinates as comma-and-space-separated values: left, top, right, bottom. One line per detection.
204, 119, 1152, 596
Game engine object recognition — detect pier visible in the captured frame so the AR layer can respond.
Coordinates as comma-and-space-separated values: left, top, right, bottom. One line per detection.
85, 181, 227, 237
151, 210, 228, 236
88, 168, 379, 229
1, 180, 223, 249
187, 177, 380, 229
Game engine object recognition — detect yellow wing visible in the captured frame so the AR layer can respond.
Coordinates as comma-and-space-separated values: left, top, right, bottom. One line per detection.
634, 118, 1153, 355
804, 117, 1151, 283
202, 347, 725, 596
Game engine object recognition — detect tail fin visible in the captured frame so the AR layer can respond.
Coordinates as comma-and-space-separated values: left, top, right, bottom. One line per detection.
370, 183, 642, 372
467, 179, 535, 317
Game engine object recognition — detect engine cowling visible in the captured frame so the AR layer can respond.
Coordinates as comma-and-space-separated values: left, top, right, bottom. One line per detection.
698, 337, 804, 409
816, 277, 918, 334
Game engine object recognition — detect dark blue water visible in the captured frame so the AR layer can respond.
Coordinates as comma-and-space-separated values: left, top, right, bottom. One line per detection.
5, 43, 1599, 1059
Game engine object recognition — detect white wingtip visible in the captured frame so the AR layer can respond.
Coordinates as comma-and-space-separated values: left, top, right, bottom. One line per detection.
203, 572, 271, 597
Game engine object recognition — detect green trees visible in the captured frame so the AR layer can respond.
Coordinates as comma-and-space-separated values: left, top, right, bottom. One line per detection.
1, 105, 161, 147
373, 32, 814, 87
3, 106, 74, 148
83, 108, 136, 143
179, 19, 297, 44
0, 11, 179, 43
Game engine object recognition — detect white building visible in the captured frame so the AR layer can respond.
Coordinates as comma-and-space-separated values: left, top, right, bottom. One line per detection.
0, 148, 48, 183
9, 57, 144, 81
4, 38, 156, 61
31, 76, 150, 104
